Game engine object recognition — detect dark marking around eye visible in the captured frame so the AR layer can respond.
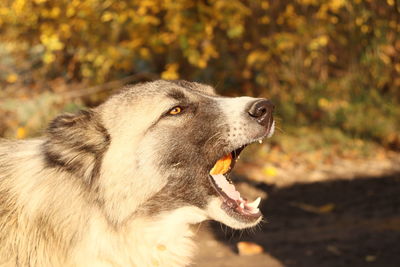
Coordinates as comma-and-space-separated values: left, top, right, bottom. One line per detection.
169, 80, 196, 90
167, 90, 188, 102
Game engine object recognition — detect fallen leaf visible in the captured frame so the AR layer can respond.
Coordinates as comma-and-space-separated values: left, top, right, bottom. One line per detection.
262, 166, 278, 177
290, 202, 335, 214
326, 245, 341, 255
237, 241, 264, 256
16, 127, 27, 139
6, 73, 18, 83
365, 255, 377, 262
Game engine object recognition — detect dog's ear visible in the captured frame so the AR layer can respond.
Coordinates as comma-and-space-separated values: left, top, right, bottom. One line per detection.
42, 110, 110, 187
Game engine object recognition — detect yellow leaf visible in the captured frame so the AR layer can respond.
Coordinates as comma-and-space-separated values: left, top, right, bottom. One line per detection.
361, 25, 370, 33
330, 16, 338, 24
161, 63, 179, 80
387, 0, 394, 6
328, 54, 337, 63
6, 73, 18, 83
16, 127, 27, 139
261, 2, 269, 10
139, 48, 150, 59
43, 52, 55, 64
237, 241, 264, 256
318, 35, 329, 46
260, 16, 270, 24
262, 166, 277, 177
82, 67, 93, 77
50, 7, 61, 18
378, 52, 391, 65
66, 6, 75, 17
41, 34, 64, 51
365, 255, 377, 262
101, 12, 113, 22
60, 24, 71, 38
137, 6, 147, 16
318, 204, 335, 213
318, 98, 330, 109
328, 0, 345, 12
247, 50, 270, 66
355, 17, 364, 26
243, 42, 252, 50
395, 63, 400, 73
304, 57, 312, 67
291, 202, 335, 214
309, 35, 329, 50
197, 59, 207, 69
298, 0, 318, 5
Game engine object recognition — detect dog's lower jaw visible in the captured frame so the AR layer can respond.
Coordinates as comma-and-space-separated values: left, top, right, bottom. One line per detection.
206, 197, 263, 229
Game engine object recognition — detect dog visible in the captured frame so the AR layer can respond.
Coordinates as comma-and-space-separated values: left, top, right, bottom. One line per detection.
0, 80, 274, 266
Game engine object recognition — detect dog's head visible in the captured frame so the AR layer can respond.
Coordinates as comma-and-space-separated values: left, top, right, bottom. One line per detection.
44, 80, 274, 229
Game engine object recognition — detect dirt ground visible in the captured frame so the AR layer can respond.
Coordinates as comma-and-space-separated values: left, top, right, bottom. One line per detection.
193, 170, 400, 267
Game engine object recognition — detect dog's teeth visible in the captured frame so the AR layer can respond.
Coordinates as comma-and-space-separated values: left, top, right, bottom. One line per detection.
247, 197, 261, 209
240, 202, 245, 209
258, 140, 263, 144
251, 208, 260, 214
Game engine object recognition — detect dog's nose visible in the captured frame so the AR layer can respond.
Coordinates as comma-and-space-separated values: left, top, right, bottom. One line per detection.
248, 99, 274, 126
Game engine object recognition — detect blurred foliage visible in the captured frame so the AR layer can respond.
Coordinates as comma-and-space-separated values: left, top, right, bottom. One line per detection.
0, 0, 399, 149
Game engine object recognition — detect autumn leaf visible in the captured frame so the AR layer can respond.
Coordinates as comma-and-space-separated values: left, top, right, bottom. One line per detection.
237, 242, 264, 256
16, 127, 27, 139
290, 202, 335, 214
262, 166, 278, 177
161, 63, 179, 80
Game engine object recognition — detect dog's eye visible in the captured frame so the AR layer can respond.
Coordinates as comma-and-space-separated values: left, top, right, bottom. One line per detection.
169, 106, 183, 115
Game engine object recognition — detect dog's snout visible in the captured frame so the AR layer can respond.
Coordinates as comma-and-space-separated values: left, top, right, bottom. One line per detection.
248, 99, 274, 126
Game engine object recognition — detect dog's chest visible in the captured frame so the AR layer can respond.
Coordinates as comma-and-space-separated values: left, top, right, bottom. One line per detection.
102, 225, 195, 267
75, 207, 207, 267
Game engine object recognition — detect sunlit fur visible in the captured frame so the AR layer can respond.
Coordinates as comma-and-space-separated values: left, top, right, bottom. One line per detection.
0, 80, 272, 266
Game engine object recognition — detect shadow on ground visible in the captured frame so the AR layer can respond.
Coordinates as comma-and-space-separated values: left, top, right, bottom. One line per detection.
199, 173, 400, 267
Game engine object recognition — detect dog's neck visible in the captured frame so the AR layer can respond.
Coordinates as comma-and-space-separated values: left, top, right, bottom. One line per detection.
75, 206, 208, 267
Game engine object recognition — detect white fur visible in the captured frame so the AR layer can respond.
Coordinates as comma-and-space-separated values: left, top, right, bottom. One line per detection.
217, 96, 275, 147
97, 95, 173, 224
217, 96, 256, 127
268, 120, 275, 138
74, 207, 207, 267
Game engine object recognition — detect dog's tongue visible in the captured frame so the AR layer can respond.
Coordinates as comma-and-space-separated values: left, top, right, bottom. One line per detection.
211, 174, 261, 214
210, 154, 239, 199
211, 174, 241, 200
210, 156, 262, 214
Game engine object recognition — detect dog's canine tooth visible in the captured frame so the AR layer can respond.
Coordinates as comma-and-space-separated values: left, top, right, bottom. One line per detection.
247, 197, 261, 209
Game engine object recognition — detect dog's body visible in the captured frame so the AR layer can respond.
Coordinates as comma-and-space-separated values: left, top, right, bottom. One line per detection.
0, 80, 274, 266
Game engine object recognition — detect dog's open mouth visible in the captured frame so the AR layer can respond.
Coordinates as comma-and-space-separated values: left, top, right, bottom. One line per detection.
208, 143, 262, 221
